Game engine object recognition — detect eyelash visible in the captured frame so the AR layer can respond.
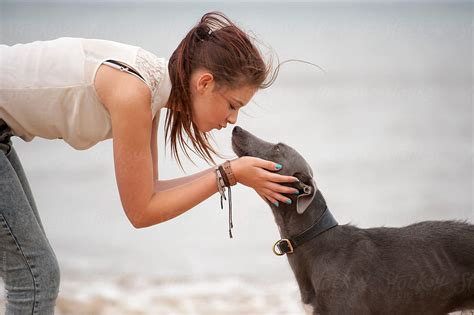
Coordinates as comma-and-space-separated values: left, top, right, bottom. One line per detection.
228, 103, 237, 111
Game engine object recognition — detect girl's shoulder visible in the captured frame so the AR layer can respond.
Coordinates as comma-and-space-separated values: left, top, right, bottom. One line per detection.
134, 48, 172, 115
135, 48, 168, 94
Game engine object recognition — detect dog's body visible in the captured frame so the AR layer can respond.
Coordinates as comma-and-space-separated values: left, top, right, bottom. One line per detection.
287, 213, 473, 314
231, 126, 474, 315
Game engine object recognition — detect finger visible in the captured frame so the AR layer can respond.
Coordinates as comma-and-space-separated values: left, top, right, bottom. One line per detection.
266, 195, 280, 207
256, 158, 283, 172
256, 192, 270, 205
265, 182, 300, 195
258, 190, 279, 207
261, 188, 293, 205
268, 172, 300, 184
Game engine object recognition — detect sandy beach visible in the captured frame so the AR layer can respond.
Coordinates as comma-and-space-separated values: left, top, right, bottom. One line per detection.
2, 272, 472, 314
1, 272, 307, 315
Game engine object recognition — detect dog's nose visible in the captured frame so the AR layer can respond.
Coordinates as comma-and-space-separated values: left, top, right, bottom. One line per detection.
232, 126, 242, 135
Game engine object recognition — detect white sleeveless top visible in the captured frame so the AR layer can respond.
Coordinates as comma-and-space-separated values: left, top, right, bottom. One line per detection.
0, 37, 172, 150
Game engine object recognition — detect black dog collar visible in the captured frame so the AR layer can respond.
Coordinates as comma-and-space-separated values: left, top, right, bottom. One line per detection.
273, 207, 338, 256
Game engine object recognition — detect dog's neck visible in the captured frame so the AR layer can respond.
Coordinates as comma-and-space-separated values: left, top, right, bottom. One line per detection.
271, 190, 328, 239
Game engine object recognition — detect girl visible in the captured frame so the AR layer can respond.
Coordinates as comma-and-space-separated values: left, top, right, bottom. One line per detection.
0, 11, 299, 313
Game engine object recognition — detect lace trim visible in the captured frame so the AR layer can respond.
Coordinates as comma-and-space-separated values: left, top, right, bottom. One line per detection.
135, 48, 165, 97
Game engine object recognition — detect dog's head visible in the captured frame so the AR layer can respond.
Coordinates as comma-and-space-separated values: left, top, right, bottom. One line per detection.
231, 126, 318, 214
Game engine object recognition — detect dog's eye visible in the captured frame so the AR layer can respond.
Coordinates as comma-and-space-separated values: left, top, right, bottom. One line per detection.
274, 145, 280, 152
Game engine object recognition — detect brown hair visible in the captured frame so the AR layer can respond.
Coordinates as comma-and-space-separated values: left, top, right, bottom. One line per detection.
165, 11, 277, 169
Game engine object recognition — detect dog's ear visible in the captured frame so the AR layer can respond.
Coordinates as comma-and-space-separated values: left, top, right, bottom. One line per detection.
294, 172, 318, 214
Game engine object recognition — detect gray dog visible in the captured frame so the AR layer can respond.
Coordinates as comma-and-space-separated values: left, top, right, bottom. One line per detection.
231, 126, 474, 315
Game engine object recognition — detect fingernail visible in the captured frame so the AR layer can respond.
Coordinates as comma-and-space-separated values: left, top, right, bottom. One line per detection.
292, 190, 300, 194
285, 199, 292, 204
275, 163, 282, 170
273, 201, 279, 207
294, 178, 300, 182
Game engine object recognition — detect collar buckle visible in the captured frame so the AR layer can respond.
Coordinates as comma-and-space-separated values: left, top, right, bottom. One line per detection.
272, 239, 294, 256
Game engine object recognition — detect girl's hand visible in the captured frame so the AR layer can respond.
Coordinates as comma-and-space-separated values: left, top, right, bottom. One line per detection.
229, 156, 299, 206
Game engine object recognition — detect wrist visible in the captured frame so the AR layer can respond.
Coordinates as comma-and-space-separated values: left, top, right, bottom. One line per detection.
228, 158, 241, 184
223, 160, 237, 186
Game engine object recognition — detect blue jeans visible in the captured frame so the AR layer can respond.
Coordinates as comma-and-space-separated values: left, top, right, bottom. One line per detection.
0, 119, 60, 314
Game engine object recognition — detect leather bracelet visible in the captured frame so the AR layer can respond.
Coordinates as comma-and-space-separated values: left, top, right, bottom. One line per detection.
223, 160, 237, 186
215, 166, 227, 197
214, 165, 234, 238
218, 165, 230, 187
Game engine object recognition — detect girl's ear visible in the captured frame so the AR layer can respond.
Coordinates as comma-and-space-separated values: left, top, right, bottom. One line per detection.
193, 71, 214, 94
293, 172, 318, 214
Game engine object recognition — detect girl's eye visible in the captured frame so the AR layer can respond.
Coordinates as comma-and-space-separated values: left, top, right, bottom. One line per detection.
228, 103, 236, 111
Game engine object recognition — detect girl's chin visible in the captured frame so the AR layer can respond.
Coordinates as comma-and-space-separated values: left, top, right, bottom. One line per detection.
194, 121, 216, 132
204, 124, 216, 132
196, 124, 211, 133
192, 121, 204, 132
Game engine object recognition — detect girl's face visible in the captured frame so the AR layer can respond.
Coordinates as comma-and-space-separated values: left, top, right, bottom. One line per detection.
190, 69, 256, 132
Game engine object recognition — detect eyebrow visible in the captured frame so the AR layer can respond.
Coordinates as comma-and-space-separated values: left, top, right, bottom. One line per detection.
231, 97, 245, 107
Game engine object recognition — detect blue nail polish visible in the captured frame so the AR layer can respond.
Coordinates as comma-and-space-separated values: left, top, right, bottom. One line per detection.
285, 199, 292, 204
292, 190, 300, 194
275, 164, 282, 170
273, 201, 279, 207
294, 178, 300, 183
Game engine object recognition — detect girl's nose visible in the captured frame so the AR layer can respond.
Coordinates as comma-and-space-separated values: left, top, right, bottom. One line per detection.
227, 110, 239, 125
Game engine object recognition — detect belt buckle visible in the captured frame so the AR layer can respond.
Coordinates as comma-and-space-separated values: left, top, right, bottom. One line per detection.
272, 239, 294, 256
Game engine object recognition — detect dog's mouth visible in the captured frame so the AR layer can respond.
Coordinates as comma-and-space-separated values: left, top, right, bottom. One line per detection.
231, 138, 248, 157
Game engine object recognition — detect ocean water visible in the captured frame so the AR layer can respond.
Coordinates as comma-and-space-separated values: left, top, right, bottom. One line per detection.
0, 1, 472, 314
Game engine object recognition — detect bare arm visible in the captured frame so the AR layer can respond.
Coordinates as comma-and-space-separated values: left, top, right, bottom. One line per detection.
137, 169, 219, 227
151, 112, 159, 181
153, 168, 214, 192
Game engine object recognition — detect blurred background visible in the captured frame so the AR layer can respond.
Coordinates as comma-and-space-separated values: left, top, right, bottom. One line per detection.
1, 0, 472, 314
